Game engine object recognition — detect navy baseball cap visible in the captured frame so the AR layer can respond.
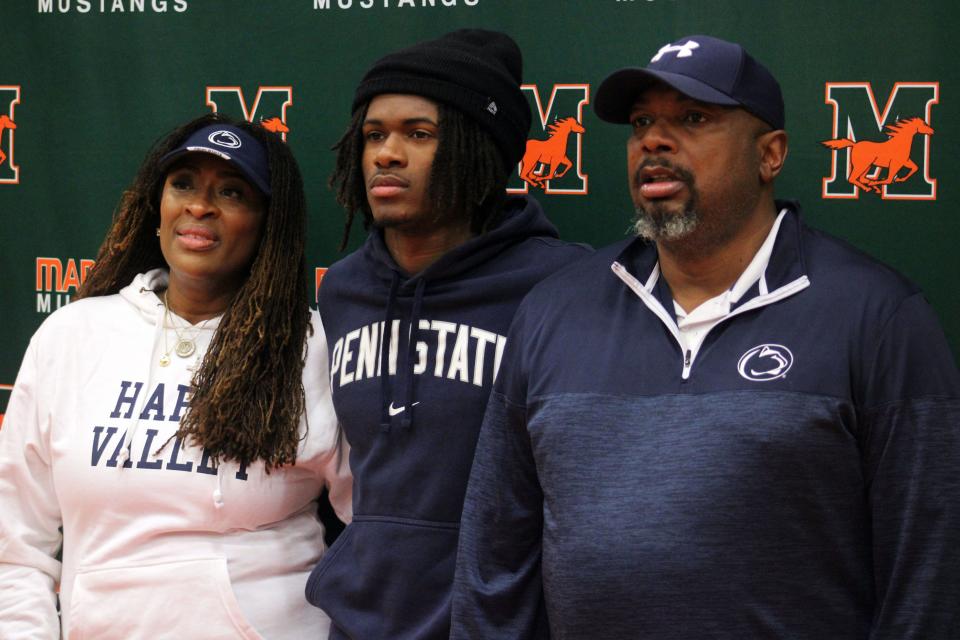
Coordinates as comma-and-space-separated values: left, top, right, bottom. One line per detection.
160, 124, 271, 196
594, 35, 785, 130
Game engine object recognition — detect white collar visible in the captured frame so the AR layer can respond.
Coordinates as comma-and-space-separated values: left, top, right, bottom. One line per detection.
674, 207, 788, 322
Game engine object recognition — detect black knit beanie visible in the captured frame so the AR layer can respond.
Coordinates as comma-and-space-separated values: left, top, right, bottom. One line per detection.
352, 29, 532, 170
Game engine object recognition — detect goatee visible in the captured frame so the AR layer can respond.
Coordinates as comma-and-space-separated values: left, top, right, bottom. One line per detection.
631, 159, 700, 242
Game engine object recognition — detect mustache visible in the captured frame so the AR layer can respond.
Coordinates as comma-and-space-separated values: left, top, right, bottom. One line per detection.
632, 158, 695, 190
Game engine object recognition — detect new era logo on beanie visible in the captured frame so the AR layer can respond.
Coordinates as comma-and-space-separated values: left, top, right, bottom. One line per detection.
594, 35, 785, 131
352, 28, 532, 171
159, 124, 272, 196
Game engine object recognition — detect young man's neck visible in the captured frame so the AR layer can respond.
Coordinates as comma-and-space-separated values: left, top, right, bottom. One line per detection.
384, 222, 474, 275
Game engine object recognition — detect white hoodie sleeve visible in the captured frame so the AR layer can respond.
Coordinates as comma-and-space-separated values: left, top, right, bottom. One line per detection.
324, 432, 352, 525
0, 337, 63, 639
305, 309, 353, 525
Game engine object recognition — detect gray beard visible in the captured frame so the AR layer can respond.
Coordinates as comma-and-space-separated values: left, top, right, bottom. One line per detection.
631, 159, 700, 242
632, 202, 700, 242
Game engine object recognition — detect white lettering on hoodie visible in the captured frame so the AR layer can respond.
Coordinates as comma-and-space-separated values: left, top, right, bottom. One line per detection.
329, 318, 507, 389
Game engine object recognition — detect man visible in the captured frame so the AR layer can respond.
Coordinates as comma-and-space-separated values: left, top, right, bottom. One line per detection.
451, 35, 960, 639
304, 29, 590, 639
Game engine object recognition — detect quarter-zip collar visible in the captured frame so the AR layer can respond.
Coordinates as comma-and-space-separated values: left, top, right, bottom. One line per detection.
611, 201, 811, 379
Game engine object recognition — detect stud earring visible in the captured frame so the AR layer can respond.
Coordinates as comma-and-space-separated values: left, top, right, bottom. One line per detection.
156, 228, 160, 237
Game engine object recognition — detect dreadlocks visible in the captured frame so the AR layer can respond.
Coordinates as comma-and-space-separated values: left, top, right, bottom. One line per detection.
76, 113, 310, 470
329, 101, 508, 251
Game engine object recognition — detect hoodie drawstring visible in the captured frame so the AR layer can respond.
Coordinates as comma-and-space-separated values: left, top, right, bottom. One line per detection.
378, 274, 427, 432
400, 278, 426, 430
213, 464, 225, 509
379, 273, 401, 432
117, 289, 166, 468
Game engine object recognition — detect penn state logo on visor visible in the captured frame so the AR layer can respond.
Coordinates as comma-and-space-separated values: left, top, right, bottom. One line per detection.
208, 130, 242, 149
737, 344, 793, 382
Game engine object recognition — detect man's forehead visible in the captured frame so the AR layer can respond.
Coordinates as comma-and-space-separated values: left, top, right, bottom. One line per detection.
364, 94, 441, 126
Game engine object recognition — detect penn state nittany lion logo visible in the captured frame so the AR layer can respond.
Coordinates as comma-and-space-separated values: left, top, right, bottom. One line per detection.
738, 344, 793, 382
821, 117, 934, 195
208, 130, 242, 149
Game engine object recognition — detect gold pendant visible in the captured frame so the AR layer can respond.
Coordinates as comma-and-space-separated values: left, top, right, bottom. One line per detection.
175, 339, 196, 358
159, 354, 171, 367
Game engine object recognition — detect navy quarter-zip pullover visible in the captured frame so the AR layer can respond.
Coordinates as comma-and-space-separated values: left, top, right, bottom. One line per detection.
452, 202, 960, 639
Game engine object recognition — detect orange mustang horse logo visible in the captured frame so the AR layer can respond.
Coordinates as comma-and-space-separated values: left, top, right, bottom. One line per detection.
821, 117, 933, 194
260, 117, 289, 134
519, 116, 584, 190
0, 114, 16, 167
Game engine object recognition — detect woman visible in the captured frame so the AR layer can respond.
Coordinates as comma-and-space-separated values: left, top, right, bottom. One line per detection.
0, 113, 350, 639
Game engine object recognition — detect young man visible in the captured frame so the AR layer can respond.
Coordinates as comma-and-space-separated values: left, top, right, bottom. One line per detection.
305, 29, 590, 640
451, 35, 960, 638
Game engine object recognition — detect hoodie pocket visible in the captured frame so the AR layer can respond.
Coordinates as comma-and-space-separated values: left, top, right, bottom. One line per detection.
305, 515, 460, 640
67, 557, 265, 640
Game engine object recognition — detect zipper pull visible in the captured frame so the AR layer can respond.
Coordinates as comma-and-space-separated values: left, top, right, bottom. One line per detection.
684, 349, 692, 367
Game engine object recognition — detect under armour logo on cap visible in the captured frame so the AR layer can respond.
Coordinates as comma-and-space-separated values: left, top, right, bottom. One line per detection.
650, 40, 700, 63
594, 34, 785, 131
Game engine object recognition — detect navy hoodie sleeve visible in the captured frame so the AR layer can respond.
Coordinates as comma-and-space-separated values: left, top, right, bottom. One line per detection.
451, 301, 550, 640
860, 293, 960, 638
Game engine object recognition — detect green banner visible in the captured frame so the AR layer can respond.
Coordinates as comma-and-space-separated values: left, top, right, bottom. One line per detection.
2, 0, 958, 417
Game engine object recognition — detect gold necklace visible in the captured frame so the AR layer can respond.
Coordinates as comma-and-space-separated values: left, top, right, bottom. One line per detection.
160, 290, 212, 367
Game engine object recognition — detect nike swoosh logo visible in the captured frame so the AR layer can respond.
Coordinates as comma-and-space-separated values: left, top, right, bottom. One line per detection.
388, 401, 420, 417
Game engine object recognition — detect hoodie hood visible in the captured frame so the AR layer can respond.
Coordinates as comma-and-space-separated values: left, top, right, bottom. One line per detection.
118, 269, 224, 333
119, 269, 169, 324
361, 194, 562, 285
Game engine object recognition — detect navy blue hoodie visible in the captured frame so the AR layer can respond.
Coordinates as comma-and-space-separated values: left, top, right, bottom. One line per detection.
305, 196, 591, 639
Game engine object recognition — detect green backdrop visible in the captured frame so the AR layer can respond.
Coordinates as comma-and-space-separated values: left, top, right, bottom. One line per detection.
2, 0, 958, 419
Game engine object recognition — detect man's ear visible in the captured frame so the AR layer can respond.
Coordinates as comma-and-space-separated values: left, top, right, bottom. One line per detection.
758, 129, 788, 184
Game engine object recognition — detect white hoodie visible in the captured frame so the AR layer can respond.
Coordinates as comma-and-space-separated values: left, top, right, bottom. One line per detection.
0, 269, 351, 639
